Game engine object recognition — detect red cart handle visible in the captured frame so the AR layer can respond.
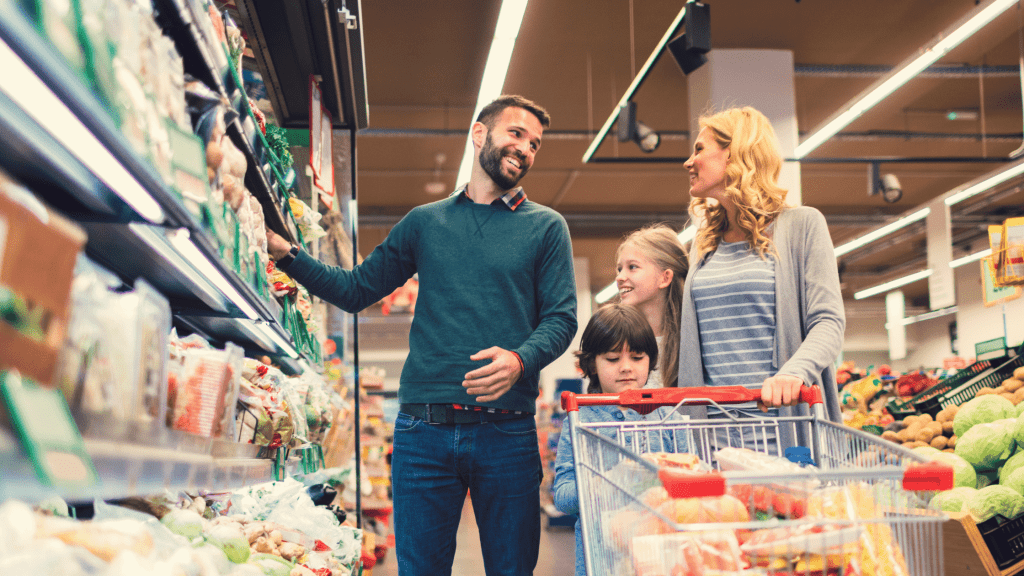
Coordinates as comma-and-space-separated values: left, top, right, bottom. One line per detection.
903, 462, 954, 491
561, 386, 823, 414
659, 468, 726, 498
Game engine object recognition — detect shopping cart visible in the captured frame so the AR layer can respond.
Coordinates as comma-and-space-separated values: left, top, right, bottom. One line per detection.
560, 386, 953, 576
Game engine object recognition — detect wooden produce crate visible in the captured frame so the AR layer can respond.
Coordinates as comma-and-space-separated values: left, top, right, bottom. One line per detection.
945, 511, 1024, 576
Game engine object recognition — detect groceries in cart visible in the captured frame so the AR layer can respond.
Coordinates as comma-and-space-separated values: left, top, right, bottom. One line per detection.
561, 386, 953, 576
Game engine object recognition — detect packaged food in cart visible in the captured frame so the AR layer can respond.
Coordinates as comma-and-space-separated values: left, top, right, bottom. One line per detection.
559, 386, 954, 576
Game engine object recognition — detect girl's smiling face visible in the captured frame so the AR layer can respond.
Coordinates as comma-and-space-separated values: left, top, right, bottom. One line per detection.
594, 342, 650, 394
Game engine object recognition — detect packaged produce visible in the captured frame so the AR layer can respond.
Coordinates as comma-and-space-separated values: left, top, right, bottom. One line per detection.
169, 341, 243, 438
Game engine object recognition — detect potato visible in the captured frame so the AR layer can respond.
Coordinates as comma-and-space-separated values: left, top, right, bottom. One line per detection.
947, 405, 960, 418
976, 387, 997, 396
948, 434, 957, 448
930, 436, 948, 449
936, 408, 955, 423
903, 441, 927, 449
943, 448, 955, 453
926, 421, 943, 435
918, 413, 934, 423
896, 429, 910, 443
1015, 366, 1024, 380
942, 421, 954, 435
1014, 388, 1024, 404
915, 428, 936, 443
902, 415, 920, 427
1004, 378, 1024, 392
1002, 393, 1017, 403
995, 385, 1009, 394
882, 430, 900, 443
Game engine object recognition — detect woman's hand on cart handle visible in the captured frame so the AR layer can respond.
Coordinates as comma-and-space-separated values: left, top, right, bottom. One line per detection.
758, 375, 807, 412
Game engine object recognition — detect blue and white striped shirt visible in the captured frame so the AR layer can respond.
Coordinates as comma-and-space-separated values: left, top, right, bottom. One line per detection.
692, 241, 777, 415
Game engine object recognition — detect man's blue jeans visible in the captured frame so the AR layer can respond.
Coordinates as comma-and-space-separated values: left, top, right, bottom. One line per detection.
391, 412, 542, 576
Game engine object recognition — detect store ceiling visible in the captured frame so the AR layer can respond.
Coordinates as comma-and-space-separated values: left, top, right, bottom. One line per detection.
280, 1, 1024, 307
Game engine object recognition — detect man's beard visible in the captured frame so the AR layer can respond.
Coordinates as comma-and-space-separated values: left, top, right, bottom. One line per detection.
479, 131, 527, 190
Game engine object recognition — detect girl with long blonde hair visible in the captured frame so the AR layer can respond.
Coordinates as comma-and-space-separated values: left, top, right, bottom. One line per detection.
615, 224, 688, 388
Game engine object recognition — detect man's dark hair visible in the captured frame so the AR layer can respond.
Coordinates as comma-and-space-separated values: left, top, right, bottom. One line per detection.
475, 95, 551, 129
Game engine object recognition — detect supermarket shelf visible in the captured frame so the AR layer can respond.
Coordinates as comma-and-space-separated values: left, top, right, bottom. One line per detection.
0, 3, 189, 228
0, 426, 274, 504
235, 0, 368, 130
152, 0, 296, 244
0, 3, 310, 366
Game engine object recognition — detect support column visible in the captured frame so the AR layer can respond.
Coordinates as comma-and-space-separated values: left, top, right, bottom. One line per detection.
687, 49, 801, 206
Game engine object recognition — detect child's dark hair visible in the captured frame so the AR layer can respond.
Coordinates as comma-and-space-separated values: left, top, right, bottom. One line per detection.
575, 304, 658, 393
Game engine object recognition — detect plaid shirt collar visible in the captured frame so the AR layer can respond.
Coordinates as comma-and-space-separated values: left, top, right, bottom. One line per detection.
451, 184, 527, 211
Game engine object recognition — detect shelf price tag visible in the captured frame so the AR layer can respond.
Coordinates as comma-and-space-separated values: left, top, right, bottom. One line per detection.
0, 371, 97, 489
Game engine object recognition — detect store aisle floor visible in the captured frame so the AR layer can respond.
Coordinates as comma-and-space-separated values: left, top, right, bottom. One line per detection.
372, 496, 576, 575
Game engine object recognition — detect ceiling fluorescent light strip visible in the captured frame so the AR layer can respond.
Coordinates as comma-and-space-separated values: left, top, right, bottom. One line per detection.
950, 248, 992, 268
854, 269, 933, 300
167, 229, 261, 320
581, 5, 689, 164
455, 0, 530, 187
794, 0, 1015, 158
944, 160, 1024, 206
595, 225, 696, 303
0, 38, 165, 223
833, 208, 930, 258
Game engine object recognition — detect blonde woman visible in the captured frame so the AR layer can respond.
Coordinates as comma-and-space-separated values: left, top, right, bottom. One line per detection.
615, 224, 688, 388
679, 106, 845, 449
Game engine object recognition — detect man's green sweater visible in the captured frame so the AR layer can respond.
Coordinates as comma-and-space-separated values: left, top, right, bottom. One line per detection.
281, 191, 578, 413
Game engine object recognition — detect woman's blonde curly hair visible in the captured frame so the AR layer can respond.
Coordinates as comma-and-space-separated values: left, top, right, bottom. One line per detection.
689, 107, 788, 259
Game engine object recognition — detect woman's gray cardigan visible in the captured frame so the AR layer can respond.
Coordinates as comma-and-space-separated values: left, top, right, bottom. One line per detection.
677, 206, 846, 448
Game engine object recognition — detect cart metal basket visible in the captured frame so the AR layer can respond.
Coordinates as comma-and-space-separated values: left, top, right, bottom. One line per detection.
560, 386, 953, 576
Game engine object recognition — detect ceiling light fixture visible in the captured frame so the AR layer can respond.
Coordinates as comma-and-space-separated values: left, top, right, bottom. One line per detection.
833, 208, 931, 258
617, 102, 661, 153
0, 37, 165, 224
595, 225, 696, 303
794, 0, 1015, 159
944, 159, 1024, 206
582, 3, 691, 163
854, 269, 933, 300
950, 248, 992, 268
455, 0, 530, 187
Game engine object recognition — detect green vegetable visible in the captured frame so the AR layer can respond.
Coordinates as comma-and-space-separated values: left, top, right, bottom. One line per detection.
1014, 412, 1024, 447
1001, 451, 1024, 485
930, 486, 978, 512
161, 508, 205, 540
1016, 402, 1024, 418
930, 452, 978, 489
977, 469, 1000, 489
962, 485, 1024, 523
1005, 467, 1024, 497
955, 420, 1015, 471
248, 553, 294, 576
205, 524, 250, 563
954, 395, 1016, 437
912, 446, 941, 458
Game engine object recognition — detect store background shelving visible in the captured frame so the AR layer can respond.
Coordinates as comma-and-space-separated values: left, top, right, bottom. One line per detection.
0, 0, 336, 501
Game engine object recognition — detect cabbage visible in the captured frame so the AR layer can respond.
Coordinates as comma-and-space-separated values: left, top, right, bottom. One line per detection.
1016, 402, 1024, 417
954, 396, 1016, 437
930, 487, 978, 513
1001, 451, 1024, 485
912, 446, 941, 458
930, 452, 977, 489
962, 485, 1024, 523
977, 469, 999, 489
206, 524, 251, 564
161, 508, 205, 540
1005, 467, 1024, 497
248, 553, 294, 576
1015, 412, 1024, 446
955, 421, 1015, 470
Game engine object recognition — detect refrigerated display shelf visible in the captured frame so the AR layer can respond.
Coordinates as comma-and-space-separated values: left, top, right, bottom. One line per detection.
0, 426, 275, 504
0, 2, 308, 364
